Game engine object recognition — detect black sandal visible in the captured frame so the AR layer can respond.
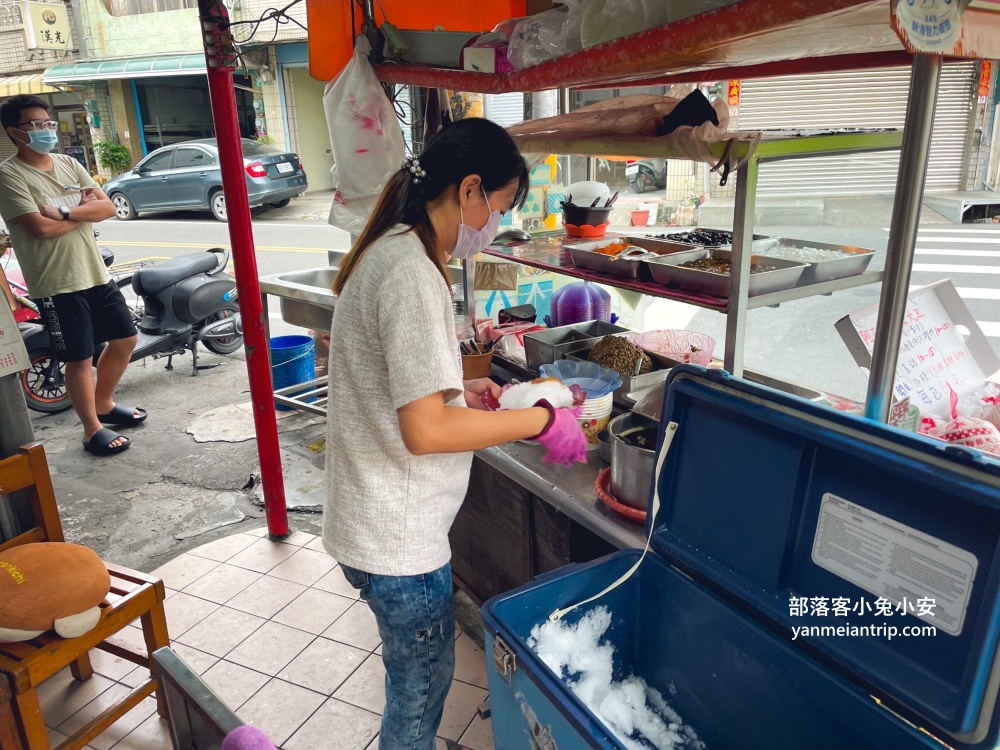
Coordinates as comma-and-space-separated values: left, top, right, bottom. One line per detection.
83, 428, 131, 456
97, 403, 148, 427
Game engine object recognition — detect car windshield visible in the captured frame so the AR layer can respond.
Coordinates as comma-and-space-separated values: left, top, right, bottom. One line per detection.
241, 140, 283, 156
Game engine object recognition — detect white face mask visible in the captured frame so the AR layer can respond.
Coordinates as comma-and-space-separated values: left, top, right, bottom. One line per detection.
451, 187, 502, 260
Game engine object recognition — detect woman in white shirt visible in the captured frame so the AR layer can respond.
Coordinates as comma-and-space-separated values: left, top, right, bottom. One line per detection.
323, 118, 586, 750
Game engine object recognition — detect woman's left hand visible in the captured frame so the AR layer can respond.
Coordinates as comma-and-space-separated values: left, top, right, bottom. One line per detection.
464, 378, 503, 411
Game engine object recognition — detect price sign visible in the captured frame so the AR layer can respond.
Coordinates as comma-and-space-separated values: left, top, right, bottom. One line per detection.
848, 285, 984, 415
0, 300, 29, 377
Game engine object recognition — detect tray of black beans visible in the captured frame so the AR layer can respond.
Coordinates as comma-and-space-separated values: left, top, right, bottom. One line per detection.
653, 229, 733, 247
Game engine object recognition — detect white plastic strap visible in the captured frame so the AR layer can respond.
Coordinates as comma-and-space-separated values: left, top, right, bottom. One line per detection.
548, 421, 680, 622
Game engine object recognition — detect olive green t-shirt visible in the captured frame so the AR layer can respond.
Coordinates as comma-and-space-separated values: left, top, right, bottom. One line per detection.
0, 154, 107, 298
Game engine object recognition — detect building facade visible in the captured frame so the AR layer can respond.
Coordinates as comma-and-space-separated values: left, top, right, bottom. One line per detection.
0, 0, 92, 169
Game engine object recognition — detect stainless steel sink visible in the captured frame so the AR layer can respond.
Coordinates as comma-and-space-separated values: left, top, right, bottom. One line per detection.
261, 257, 465, 332
260, 267, 340, 330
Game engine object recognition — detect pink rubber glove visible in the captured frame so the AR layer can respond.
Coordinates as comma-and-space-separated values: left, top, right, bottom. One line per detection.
533, 400, 588, 466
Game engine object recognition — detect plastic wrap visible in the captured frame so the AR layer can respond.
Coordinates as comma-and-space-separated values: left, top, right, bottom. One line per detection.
508, 0, 584, 69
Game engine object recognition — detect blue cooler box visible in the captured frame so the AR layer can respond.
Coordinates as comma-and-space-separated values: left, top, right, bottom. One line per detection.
483, 366, 1000, 749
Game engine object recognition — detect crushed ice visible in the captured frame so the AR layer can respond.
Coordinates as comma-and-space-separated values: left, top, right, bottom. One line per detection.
528, 607, 704, 750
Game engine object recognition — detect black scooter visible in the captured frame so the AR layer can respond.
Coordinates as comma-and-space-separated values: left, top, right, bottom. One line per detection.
19, 248, 243, 413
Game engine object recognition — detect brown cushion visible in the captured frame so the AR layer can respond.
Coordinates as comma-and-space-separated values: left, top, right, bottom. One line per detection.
0, 543, 110, 631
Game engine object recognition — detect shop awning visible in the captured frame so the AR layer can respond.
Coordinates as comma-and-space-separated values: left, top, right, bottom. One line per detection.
0, 73, 61, 97
43, 54, 208, 84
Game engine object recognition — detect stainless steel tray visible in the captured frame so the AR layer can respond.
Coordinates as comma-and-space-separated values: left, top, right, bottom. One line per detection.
644, 248, 808, 298
644, 228, 771, 250
568, 237, 699, 279
565, 346, 671, 396
752, 238, 875, 284
523, 321, 630, 371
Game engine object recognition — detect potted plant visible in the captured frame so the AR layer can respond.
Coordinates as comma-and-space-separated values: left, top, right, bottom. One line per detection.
93, 141, 131, 177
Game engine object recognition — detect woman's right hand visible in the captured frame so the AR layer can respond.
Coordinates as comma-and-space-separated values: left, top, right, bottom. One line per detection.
532, 402, 588, 466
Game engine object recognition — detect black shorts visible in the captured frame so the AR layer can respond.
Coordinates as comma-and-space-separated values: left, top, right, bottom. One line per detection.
33, 282, 137, 362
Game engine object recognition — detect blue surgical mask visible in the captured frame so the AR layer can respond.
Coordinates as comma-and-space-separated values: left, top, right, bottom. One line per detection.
19, 128, 59, 154
451, 188, 502, 261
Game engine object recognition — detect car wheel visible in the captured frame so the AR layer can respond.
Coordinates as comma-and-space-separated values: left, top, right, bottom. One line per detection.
211, 190, 227, 222
629, 179, 646, 195
111, 193, 137, 221
267, 198, 291, 209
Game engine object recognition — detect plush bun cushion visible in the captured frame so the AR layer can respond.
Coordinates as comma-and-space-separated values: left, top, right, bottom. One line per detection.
0, 542, 110, 631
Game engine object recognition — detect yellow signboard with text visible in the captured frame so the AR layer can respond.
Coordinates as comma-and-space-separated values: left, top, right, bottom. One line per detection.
21, 1, 72, 50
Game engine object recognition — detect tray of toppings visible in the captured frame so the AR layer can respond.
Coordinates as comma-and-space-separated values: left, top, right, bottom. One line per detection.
568, 236, 699, 279
648, 227, 771, 248
566, 334, 671, 396
644, 247, 808, 297
752, 238, 875, 284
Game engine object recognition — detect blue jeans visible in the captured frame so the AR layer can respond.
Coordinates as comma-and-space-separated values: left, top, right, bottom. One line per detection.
340, 563, 456, 750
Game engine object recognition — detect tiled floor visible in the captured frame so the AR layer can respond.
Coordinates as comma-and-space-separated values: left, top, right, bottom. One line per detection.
38, 529, 495, 750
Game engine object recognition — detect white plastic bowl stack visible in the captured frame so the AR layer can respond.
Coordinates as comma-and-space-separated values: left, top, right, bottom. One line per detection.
578, 392, 614, 448
565, 181, 612, 208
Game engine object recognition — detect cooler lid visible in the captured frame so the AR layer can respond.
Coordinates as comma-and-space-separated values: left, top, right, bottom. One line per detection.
652, 367, 1000, 747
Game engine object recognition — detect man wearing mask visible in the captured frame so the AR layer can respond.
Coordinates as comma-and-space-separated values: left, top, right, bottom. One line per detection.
0, 96, 145, 456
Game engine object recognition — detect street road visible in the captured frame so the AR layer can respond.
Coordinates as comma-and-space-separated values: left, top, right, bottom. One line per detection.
90, 215, 1000, 404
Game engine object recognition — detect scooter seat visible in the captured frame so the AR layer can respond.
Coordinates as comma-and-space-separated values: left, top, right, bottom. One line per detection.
133, 252, 220, 295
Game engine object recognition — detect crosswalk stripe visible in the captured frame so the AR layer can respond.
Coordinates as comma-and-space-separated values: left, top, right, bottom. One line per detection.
977, 322, 1000, 338
914, 227, 1000, 234
914, 249, 1000, 257
910, 287, 1000, 300
916, 237, 1000, 245
912, 264, 1000, 274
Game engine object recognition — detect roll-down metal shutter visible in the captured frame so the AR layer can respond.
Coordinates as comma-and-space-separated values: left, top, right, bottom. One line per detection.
738, 63, 977, 196
485, 93, 524, 128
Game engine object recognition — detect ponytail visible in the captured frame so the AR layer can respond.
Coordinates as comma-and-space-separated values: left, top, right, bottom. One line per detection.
332, 170, 441, 296
331, 118, 529, 297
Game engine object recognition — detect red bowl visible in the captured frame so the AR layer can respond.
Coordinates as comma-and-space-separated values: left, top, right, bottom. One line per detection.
595, 468, 647, 524
565, 222, 611, 238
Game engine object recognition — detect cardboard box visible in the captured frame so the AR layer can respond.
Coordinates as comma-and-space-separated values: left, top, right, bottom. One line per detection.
835, 280, 1000, 415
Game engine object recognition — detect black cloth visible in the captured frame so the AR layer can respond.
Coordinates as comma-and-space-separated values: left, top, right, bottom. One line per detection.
33, 281, 137, 362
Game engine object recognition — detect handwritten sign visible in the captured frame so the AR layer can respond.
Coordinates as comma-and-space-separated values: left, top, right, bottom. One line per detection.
894, 0, 962, 53
849, 285, 985, 415
0, 300, 29, 378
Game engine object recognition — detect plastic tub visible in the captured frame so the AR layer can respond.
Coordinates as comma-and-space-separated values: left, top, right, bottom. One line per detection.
270, 335, 316, 411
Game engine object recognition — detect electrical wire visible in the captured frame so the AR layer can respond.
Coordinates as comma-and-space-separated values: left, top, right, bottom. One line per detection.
227, 0, 306, 46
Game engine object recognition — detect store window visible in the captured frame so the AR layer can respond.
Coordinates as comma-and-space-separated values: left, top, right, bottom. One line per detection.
172, 147, 215, 169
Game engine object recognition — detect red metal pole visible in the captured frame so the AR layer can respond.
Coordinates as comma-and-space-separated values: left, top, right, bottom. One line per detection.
198, 0, 288, 538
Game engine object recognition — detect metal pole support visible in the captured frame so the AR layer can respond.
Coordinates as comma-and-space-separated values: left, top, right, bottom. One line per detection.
865, 54, 942, 422
724, 155, 759, 376
199, 0, 288, 538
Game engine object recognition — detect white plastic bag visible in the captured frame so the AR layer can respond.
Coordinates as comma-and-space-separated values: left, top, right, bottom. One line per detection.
508, 0, 584, 69
324, 37, 405, 232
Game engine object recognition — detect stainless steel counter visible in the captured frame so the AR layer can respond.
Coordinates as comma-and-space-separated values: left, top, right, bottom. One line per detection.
474, 443, 646, 550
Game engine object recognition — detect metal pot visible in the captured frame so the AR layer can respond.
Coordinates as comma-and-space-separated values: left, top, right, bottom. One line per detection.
609, 412, 658, 510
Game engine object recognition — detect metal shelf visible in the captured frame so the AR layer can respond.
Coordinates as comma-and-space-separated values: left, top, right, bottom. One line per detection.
482, 246, 883, 314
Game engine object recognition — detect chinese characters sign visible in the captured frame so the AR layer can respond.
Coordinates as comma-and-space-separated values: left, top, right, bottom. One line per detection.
848, 284, 986, 414
894, 0, 962, 52
21, 1, 72, 50
980, 61, 993, 105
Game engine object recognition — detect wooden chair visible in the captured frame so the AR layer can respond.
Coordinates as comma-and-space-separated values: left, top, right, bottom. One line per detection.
0, 443, 170, 749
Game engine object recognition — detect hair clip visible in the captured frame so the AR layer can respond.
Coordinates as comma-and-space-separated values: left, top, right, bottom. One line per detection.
401, 155, 426, 185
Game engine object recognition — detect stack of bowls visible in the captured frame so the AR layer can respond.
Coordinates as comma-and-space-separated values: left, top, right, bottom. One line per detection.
578, 393, 614, 448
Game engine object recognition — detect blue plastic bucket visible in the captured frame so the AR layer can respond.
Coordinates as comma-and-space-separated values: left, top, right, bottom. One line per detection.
270, 335, 315, 411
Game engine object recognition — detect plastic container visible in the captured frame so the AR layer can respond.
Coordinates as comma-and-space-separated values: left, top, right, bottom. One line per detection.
578, 393, 614, 447
485, 366, 1000, 750
634, 329, 715, 366
630, 210, 650, 226
270, 335, 315, 411
546, 283, 614, 328
563, 204, 613, 229
462, 351, 494, 379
